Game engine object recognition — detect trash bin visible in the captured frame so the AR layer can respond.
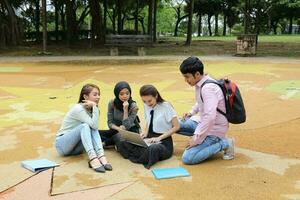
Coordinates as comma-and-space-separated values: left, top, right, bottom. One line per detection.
236, 34, 257, 56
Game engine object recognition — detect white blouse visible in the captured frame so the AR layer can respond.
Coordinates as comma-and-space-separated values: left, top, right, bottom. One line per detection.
144, 101, 178, 134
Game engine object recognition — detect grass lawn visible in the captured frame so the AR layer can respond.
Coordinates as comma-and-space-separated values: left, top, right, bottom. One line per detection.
164, 35, 300, 43
0, 35, 300, 57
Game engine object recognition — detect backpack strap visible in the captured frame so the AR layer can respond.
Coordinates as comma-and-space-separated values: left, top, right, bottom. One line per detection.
224, 79, 235, 109
200, 79, 226, 117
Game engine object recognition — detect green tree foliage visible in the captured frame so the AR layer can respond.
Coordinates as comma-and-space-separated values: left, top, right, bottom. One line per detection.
0, 0, 300, 47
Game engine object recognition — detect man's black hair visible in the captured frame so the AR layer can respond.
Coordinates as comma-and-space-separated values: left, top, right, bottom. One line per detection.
180, 56, 204, 76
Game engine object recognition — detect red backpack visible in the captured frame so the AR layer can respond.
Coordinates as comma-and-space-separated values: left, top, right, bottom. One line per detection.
200, 78, 246, 124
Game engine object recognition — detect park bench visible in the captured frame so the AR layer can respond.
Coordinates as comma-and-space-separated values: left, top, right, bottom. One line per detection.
105, 34, 152, 56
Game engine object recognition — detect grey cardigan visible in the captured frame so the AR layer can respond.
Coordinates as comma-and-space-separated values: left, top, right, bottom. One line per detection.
107, 100, 140, 130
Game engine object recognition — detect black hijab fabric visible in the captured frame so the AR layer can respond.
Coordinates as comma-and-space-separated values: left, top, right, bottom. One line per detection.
113, 81, 135, 111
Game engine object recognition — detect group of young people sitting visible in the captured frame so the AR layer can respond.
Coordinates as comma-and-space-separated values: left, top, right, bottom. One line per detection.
54, 56, 235, 173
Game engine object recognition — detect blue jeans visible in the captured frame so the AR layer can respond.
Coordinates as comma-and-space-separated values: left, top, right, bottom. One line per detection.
177, 119, 198, 136
55, 123, 104, 160
182, 135, 229, 165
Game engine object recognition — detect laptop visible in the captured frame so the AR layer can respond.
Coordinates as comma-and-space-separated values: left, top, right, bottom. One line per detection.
118, 129, 161, 147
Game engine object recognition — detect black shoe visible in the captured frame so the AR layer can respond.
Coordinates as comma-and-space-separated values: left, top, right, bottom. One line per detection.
103, 163, 113, 171
98, 156, 113, 171
88, 158, 106, 173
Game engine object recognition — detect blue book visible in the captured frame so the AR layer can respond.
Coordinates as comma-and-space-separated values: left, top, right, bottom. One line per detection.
151, 167, 190, 180
21, 159, 59, 172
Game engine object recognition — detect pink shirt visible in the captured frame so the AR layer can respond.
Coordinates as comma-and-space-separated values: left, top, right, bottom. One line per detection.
190, 75, 229, 144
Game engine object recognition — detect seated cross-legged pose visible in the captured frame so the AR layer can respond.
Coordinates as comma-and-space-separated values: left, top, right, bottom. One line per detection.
99, 81, 141, 149
118, 84, 180, 169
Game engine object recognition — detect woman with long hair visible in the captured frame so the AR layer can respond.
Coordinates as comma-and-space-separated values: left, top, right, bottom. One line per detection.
55, 84, 112, 173
118, 84, 179, 169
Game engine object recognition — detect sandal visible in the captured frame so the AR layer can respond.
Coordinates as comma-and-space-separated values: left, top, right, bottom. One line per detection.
98, 155, 113, 171
88, 157, 106, 173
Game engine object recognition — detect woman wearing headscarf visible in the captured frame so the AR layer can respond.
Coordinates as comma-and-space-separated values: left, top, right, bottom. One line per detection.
99, 81, 140, 148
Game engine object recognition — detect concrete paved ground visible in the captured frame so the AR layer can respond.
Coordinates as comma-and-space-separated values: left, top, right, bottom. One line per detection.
0, 56, 299, 200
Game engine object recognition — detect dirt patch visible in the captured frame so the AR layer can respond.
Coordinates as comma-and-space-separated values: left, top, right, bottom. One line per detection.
139, 155, 299, 200
230, 118, 300, 159
74, 173, 105, 187
0, 123, 57, 164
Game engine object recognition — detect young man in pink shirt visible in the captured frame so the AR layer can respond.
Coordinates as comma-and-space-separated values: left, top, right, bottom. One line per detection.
179, 56, 234, 164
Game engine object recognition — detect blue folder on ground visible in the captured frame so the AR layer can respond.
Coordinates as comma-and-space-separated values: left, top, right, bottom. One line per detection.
151, 167, 190, 179
21, 159, 59, 172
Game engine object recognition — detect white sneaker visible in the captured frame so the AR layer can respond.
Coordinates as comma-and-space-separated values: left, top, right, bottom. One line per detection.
223, 138, 235, 160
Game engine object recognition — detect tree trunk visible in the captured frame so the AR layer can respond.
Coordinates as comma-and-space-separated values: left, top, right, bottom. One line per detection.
3, 0, 21, 45
60, 5, 65, 31
289, 17, 293, 34
223, 15, 226, 36
185, 0, 194, 46
244, 0, 251, 34
135, 0, 139, 34
272, 23, 277, 35
90, 17, 94, 48
89, 0, 104, 45
256, 24, 260, 35
214, 14, 219, 36
65, 0, 77, 45
121, 14, 126, 31
112, 7, 116, 34
174, 7, 181, 37
98, 2, 104, 43
174, 13, 188, 37
0, 25, 6, 48
65, 1, 72, 44
267, 15, 271, 34
89, 0, 97, 47
139, 17, 145, 34
255, 11, 261, 35
42, 0, 47, 53
103, 0, 107, 36
270, 20, 278, 35
148, 0, 154, 41
54, 0, 59, 42
117, 0, 122, 34
197, 13, 202, 37
35, 0, 40, 42
60, 4, 66, 40
208, 14, 212, 36
153, 0, 157, 42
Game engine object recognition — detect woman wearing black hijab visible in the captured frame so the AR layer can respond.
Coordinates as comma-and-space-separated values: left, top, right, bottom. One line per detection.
99, 81, 141, 148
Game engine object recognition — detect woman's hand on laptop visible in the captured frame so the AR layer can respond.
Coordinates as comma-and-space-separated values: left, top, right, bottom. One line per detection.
140, 132, 147, 139
149, 137, 161, 144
